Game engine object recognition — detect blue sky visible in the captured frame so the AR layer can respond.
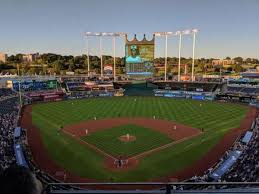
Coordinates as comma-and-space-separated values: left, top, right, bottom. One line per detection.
0, 0, 259, 58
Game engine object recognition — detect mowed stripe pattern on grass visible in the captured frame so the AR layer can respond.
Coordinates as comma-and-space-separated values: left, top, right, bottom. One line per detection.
33, 97, 246, 132
81, 124, 172, 157
31, 97, 248, 181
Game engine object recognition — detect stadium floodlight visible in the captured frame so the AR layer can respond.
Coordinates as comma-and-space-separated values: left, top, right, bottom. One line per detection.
154, 30, 194, 81
154, 32, 175, 36
86, 37, 90, 76
175, 31, 181, 35
117, 32, 127, 37
99, 36, 103, 77
84, 30, 197, 81
192, 29, 198, 33
85, 32, 126, 37
84, 32, 126, 79
154, 32, 161, 36
182, 29, 192, 35
191, 29, 198, 82
113, 36, 116, 80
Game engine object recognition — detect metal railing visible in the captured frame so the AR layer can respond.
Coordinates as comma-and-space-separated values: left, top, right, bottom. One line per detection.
44, 182, 259, 194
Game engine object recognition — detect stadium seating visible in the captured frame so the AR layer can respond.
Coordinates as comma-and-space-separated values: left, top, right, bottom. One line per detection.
152, 81, 221, 93
221, 121, 259, 182
1, 86, 259, 194
66, 81, 87, 91
240, 87, 259, 95
226, 86, 259, 96
185, 114, 259, 187
0, 89, 19, 173
226, 86, 243, 93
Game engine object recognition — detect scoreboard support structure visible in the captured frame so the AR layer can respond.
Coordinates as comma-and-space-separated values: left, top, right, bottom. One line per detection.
85, 29, 198, 81
85, 32, 126, 80
154, 29, 198, 82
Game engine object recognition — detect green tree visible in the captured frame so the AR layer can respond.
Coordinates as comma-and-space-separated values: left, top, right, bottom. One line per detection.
68, 63, 75, 71
232, 64, 242, 73
245, 58, 252, 64
233, 57, 243, 64
53, 60, 62, 74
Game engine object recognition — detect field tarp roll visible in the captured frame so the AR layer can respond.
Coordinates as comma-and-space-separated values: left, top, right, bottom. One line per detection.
210, 150, 242, 180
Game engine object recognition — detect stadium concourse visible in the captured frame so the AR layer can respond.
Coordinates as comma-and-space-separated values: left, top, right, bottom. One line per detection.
0, 80, 259, 193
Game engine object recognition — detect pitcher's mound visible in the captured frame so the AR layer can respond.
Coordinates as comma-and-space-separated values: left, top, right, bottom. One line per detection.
118, 134, 136, 142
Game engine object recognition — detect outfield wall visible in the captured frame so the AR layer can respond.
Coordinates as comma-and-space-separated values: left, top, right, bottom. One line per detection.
154, 89, 215, 101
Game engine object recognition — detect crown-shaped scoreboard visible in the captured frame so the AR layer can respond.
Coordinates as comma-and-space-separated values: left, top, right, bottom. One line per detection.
125, 34, 155, 76
125, 34, 155, 45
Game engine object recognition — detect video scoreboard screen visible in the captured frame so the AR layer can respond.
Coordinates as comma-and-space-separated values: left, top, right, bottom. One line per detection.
125, 43, 154, 76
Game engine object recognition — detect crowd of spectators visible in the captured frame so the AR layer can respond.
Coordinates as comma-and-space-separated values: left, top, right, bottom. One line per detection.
0, 88, 17, 101
1, 86, 259, 192
0, 87, 76, 192
184, 113, 259, 190
0, 88, 19, 173
222, 118, 259, 182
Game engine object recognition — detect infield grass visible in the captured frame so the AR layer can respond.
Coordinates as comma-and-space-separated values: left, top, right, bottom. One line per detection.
81, 124, 172, 157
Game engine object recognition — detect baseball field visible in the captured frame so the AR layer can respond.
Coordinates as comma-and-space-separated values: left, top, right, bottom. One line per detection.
21, 96, 254, 182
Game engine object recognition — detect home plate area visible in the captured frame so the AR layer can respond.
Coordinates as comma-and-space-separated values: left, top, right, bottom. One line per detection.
62, 118, 201, 171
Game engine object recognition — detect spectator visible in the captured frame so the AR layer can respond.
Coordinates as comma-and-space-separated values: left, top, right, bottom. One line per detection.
0, 89, 19, 173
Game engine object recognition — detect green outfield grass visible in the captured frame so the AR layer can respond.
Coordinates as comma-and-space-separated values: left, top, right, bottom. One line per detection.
32, 97, 248, 181
81, 124, 172, 157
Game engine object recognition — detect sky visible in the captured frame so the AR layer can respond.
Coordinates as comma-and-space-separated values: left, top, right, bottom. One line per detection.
0, 0, 259, 59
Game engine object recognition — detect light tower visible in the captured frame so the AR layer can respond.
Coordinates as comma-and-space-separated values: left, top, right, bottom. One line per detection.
154, 31, 174, 81
85, 32, 126, 79
154, 29, 198, 82
191, 29, 198, 82
99, 35, 103, 77
176, 30, 182, 82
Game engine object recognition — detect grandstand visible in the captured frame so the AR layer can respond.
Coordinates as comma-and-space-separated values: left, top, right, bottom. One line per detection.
1, 45, 259, 194
216, 78, 259, 103
0, 89, 19, 173
1, 80, 259, 193
152, 81, 221, 93
2, 0, 259, 192
150, 81, 220, 100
